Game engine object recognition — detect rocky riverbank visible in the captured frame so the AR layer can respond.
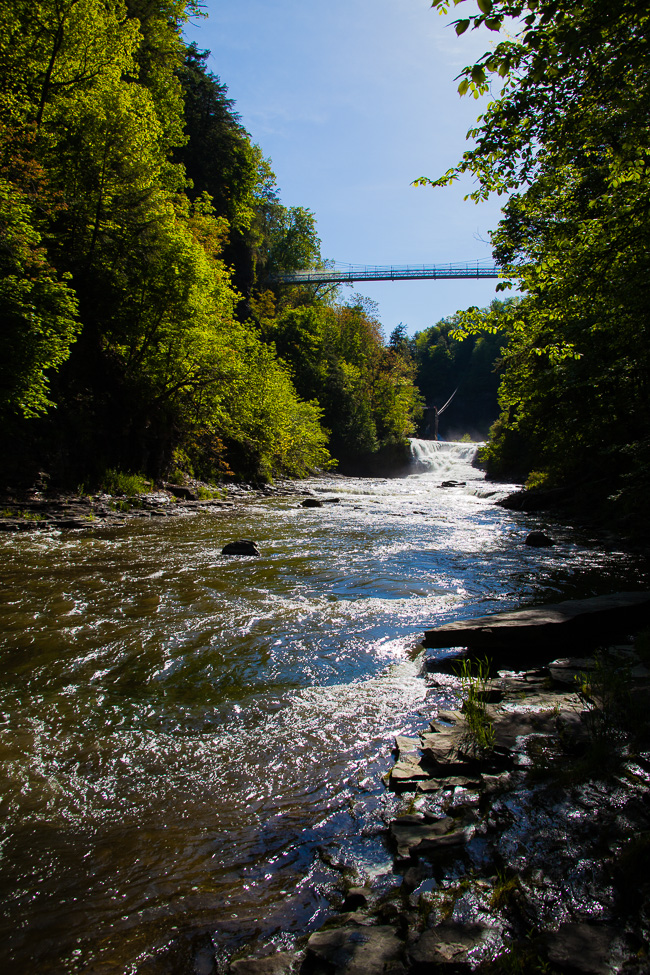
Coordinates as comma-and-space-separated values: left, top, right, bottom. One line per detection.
0, 481, 303, 532
228, 622, 650, 975
496, 486, 650, 552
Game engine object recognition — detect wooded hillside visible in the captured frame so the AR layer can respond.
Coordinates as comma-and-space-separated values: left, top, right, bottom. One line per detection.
0, 1, 422, 489
421, 0, 650, 527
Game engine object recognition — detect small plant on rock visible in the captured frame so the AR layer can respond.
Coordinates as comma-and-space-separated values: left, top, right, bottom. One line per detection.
455, 656, 496, 756
560, 648, 645, 782
490, 869, 521, 910
100, 469, 152, 496
575, 650, 632, 742
196, 485, 224, 500
1, 508, 45, 521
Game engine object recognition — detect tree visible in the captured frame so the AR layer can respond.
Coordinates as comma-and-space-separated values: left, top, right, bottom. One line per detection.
421, 1, 650, 202
422, 0, 650, 516
0, 1, 337, 485
0, 0, 141, 130
412, 301, 508, 439
259, 296, 422, 462
0, 177, 79, 418
176, 44, 258, 234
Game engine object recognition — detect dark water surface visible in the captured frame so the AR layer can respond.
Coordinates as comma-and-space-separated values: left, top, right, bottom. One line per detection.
0, 443, 646, 973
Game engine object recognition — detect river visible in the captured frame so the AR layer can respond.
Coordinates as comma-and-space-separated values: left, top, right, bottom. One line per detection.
0, 441, 646, 974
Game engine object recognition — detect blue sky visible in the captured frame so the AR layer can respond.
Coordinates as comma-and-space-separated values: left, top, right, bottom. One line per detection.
184, 0, 507, 337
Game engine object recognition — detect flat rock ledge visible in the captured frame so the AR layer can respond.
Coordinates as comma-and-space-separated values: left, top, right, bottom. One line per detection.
0, 482, 304, 532
422, 591, 650, 665
227, 621, 650, 975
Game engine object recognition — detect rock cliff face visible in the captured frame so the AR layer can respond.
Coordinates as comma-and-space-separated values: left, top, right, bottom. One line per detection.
226, 599, 650, 975
335, 443, 414, 479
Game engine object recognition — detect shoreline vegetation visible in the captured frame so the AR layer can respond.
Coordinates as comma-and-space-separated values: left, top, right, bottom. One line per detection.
0, 477, 304, 533
417, 0, 650, 539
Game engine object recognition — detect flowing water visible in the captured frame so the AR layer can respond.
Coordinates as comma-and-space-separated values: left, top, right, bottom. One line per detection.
0, 441, 647, 974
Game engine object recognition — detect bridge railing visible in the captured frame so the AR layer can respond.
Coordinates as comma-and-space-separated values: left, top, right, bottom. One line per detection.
269, 261, 502, 285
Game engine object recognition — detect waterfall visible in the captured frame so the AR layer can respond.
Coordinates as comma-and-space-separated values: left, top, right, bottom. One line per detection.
408, 438, 479, 473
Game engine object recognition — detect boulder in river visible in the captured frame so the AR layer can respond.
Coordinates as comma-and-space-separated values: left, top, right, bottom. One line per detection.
408, 921, 499, 972
301, 498, 324, 508
524, 530, 554, 547
163, 482, 199, 501
221, 540, 260, 556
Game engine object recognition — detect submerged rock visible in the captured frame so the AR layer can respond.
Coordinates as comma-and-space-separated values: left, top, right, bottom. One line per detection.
221, 540, 260, 556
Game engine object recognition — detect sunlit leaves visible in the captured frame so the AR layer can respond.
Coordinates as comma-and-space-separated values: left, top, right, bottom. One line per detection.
0, 177, 80, 417
0, 0, 141, 128
424, 0, 650, 505
0, 0, 340, 480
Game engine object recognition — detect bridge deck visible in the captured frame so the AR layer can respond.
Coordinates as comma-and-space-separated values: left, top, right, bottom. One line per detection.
271, 262, 502, 285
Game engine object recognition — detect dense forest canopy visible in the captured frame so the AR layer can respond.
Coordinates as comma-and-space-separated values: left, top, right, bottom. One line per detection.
4, 0, 639, 507
0, 0, 428, 488
420, 0, 650, 524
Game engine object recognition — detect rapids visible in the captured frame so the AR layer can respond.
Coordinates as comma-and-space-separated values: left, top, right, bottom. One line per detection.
0, 441, 646, 974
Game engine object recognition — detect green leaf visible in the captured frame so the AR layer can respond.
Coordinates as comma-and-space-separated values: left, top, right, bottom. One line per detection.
476, 0, 492, 13
455, 19, 470, 35
458, 78, 470, 96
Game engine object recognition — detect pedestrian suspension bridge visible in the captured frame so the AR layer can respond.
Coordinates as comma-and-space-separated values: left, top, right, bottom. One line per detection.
270, 260, 501, 285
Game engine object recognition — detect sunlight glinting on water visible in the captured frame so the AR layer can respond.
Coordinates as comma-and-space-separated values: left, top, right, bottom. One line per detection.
0, 442, 647, 973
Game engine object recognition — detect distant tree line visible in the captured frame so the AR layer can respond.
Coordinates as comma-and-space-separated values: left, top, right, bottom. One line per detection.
0, 0, 422, 489
405, 301, 510, 441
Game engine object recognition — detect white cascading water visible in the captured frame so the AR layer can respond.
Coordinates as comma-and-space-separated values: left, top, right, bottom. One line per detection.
408, 438, 480, 474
